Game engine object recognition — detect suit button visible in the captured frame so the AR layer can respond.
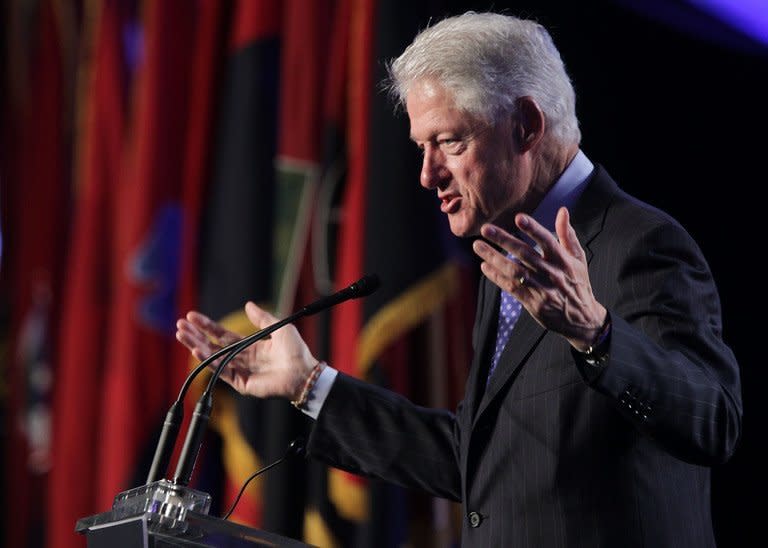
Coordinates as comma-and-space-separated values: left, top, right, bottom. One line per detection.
468, 511, 482, 528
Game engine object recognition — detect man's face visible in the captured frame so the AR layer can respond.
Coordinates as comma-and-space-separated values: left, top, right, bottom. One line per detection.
407, 80, 526, 237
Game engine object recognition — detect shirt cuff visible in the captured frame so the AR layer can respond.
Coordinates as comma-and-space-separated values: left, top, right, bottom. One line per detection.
300, 364, 338, 419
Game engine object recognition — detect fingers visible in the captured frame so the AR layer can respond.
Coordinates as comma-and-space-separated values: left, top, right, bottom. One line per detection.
515, 213, 556, 249
175, 304, 280, 365
478, 209, 584, 268
473, 209, 587, 295
472, 238, 533, 295
175, 309, 244, 361
185, 310, 240, 345
175, 319, 217, 361
477, 224, 541, 271
478, 211, 573, 265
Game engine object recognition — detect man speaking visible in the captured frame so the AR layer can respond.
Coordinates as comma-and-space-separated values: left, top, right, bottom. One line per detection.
177, 12, 742, 547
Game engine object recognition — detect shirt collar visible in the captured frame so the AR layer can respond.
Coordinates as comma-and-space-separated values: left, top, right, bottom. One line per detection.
531, 149, 594, 232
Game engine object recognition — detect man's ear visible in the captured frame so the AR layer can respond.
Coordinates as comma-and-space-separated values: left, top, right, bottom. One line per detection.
513, 96, 545, 152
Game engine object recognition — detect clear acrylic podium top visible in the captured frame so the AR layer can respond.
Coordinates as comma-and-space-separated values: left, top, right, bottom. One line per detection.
75, 480, 313, 547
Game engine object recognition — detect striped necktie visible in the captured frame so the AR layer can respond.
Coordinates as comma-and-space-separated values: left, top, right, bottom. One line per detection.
487, 289, 522, 386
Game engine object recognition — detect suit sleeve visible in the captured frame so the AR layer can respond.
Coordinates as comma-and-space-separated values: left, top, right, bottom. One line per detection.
307, 372, 462, 501
577, 219, 742, 465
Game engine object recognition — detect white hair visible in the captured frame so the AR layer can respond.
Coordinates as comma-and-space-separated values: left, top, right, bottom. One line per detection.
387, 12, 581, 144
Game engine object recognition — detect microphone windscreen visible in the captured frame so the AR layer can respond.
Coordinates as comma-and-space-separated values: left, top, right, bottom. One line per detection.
351, 274, 381, 298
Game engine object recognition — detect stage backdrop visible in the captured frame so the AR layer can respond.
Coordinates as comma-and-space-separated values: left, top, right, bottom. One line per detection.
1, 1, 764, 547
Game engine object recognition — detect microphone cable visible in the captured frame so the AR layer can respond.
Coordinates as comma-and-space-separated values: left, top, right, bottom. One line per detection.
220, 438, 306, 520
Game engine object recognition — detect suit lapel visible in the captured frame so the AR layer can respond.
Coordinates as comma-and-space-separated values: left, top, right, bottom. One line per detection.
468, 165, 618, 425
474, 308, 546, 422
569, 165, 616, 258
463, 277, 499, 420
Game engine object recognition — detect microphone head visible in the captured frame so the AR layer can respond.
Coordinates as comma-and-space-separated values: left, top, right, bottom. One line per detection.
350, 274, 380, 298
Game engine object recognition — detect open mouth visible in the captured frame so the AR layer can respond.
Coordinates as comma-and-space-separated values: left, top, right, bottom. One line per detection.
440, 195, 461, 213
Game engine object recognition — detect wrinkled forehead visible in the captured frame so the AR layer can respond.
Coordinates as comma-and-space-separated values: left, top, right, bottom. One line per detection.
405, 79, 456, 107
406, 79, 490, 141
404, 77, 501, 126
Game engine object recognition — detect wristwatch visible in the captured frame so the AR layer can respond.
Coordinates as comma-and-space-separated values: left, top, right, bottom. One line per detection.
580, 313, 611, 366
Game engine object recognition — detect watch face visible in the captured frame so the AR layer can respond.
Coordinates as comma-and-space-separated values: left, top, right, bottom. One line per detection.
585, 353, 609, 367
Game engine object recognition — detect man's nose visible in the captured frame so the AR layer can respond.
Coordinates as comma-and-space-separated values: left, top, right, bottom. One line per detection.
420, 146, 448, 189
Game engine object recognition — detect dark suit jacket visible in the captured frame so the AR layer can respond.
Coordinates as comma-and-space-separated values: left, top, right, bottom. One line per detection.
307, 166, 743, 547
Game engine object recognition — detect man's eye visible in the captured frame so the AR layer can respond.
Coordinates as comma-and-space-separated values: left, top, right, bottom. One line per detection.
439, 139, 464, 153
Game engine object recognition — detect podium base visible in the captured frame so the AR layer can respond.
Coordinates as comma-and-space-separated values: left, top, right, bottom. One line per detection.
111, 479, 211, 532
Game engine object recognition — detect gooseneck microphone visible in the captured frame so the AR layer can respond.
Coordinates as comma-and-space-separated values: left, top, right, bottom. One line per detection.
145, 274, 380, 486
299, 273, 380, 315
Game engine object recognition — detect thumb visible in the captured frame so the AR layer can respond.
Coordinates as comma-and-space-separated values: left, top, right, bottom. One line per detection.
555, 207, 583, 258
244, 301, 279, 330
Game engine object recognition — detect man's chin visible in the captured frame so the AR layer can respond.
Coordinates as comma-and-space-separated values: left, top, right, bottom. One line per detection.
447, 217, 480, 239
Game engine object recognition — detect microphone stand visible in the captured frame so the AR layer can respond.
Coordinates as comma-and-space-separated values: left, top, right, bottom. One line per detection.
146, 273, 380, 486
109, 319, 303, 530
109, 275, 380, 531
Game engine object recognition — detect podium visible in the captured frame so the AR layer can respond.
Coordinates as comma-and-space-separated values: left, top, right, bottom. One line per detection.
75, 480, 313, 547
75, 510, 313, 547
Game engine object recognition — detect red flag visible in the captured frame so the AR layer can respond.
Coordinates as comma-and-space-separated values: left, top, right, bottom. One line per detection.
47, 2, 132, 546
335, 0, 376, 535
330, 0, 375, 384
1, 2, 72, 546
166, 3, 233, 505
174, 0, 230, 389
94, 0, 197, 508
318, 1, 475, 545
195, 0, 283, 528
